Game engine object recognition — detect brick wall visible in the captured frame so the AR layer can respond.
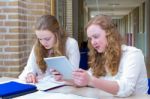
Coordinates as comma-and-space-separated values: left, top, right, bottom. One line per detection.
0, 0, 51, 77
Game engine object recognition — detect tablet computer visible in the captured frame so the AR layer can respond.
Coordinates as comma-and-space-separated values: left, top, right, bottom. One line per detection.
44, 56, 74, 80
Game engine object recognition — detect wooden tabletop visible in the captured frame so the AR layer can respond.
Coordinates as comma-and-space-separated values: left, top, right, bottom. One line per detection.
0, 77, 150, 99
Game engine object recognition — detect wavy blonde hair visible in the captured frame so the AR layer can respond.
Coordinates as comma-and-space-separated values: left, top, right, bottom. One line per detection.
34, 15, 68, 73
85, 15, 122, 77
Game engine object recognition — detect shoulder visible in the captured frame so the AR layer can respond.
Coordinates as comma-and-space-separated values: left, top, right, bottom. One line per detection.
30, 45, 36, 54
119, 45, 145, 75
65, 37, 79, 53
121, 44, 142, 54
66, 37, 78, 45
121, 45, 144, 63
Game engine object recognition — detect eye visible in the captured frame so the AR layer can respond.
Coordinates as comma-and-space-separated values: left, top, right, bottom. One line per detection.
88, 37, 91, 41
93, 34, 100, 39
38, 38, 42, 41
44, 37, 51, 41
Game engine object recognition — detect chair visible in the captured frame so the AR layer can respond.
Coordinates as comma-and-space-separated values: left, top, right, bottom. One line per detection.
79, 52, 88, 70
79, 42, 88, 70
148, 78, 150, 94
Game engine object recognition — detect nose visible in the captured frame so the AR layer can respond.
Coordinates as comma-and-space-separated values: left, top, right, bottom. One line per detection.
41, 40, 47, 46
91, 39, 96, 46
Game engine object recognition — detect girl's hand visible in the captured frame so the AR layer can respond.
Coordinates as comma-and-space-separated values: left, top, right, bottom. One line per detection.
50, 68, 63, 81
26, 72, 38, 83
72, 68, 91, 87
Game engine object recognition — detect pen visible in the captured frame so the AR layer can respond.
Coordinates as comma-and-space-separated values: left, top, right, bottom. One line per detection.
43, 85, 66, 92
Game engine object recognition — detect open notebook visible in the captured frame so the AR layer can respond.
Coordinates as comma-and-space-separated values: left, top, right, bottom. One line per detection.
0, 81, 37, 99
0, 77, 68, 98
35, 78, 66, 91
35, 77, 66, 91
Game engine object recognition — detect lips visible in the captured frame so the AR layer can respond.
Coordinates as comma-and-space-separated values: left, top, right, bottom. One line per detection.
95, 46, 102, 51
44, 45, 49, 49
94, 46, 99, 49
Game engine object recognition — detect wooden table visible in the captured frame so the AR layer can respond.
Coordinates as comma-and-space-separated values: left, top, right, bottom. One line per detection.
0, 77, 150, 99
48, 85, 150, 99
0, 77, 16, 82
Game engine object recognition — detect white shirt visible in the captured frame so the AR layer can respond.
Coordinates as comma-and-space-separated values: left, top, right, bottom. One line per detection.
19, 37, 80, 81
88, 45, 148, 97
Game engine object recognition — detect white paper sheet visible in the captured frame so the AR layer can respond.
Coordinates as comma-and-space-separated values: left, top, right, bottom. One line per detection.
14, 91, 96, 99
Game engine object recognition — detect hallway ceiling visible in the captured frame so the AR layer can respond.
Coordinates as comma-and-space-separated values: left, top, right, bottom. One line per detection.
85, 0, 145, 19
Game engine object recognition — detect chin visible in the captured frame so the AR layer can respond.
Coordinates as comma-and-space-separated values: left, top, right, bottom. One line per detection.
97, 50, 104, 53
44, 47, 50, 49
98, 51, 102, 53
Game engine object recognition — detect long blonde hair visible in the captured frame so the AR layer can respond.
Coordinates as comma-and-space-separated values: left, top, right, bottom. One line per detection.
34, 15, 68, 73
85, 15, 122, 77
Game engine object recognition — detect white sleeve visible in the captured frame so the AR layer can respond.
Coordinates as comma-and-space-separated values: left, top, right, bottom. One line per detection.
116, 50, 146, 97
87, 68, 92, 76
66, 38, 80, 69
18, 46, 38, 81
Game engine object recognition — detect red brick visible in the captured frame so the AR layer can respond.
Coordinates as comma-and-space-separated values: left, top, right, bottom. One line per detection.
0, 41, 8, 46
8, 15, 19, 19
0, 2, 7, 6
0, 53, 19, 59
9, 67, 20, 72
8, 41, 19, 46
5, 21, 19, 26
0, 61, 4, 65
8, 1, 19, 6
0, 28, 6, 33
0, 15, 6, 19
9, 28, 19, 33
3, 73, 19, 78
4, 60, 19, 66
5, 47, 19, 52
5, 34, 19, 39
3, 8, 19, 13
0, 67, 8, 72
0, 48, 2, 52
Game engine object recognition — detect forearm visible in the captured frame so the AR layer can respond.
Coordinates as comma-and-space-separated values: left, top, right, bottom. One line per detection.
88, 76, 119, 95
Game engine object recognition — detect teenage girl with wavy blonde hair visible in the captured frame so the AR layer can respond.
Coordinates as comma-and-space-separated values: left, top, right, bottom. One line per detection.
72, 15, 148, 97
19, 15, 80, 83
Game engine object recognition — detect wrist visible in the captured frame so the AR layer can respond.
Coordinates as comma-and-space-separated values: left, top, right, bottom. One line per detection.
88, 75, 94, 87
27, 72, 34, 76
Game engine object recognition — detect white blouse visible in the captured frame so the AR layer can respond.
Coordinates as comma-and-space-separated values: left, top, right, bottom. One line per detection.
88, 45, 148, 97
19, 37, 80, 81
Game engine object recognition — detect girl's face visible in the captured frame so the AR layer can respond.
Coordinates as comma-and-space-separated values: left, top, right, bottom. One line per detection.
35, 30, 56, 49
87, 24, 108, 53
